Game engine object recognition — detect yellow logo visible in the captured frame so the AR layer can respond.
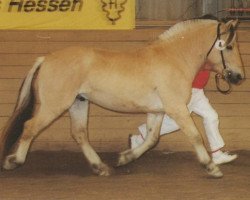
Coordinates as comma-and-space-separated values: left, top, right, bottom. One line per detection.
0, 0, 135, 29
101, 0, 127, 25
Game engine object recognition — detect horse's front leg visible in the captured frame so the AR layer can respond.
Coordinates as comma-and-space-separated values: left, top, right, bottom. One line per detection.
117, 113, 164, 166
167, 105, 223, 178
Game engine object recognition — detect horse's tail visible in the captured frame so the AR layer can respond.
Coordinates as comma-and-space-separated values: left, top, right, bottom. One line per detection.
0, 57, 44, 167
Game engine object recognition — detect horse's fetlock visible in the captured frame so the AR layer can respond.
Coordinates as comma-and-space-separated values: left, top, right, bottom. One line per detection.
91, 163, 113, 176
117, 150, 135, 166
205, 161, 223, 178
3, 154, 22, 170
151, 136, 159, 144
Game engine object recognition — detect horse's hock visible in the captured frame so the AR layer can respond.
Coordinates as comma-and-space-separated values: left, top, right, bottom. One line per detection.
0, 21, 250, 153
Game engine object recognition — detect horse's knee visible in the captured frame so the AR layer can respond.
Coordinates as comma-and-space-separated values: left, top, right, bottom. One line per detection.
183, 125, 203, 146
191, 133, 204, 145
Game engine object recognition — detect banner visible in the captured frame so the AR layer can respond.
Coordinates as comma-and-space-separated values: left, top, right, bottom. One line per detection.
0, 0, 135, 30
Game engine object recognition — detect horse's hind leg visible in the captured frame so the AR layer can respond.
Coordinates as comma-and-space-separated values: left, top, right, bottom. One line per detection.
69, 98, 113, 176
118, 113, 164, 166
3, 105, 61, 170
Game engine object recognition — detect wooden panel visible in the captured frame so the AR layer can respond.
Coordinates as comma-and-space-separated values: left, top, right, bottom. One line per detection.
0, 29, 161, 42
0, 66, 30, 78
0, 28, 248, 42
0, 41, 146, 54
239, 42, 250, 54
241, 55, 250, 66
0, 54, 41, 66
0, 21, 250, 152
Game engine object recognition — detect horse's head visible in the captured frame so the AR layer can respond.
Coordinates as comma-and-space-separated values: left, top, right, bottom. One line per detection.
207, 20, 244, 86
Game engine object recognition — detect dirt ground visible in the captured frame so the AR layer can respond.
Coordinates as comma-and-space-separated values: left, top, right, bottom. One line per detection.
0, 150, 249, 200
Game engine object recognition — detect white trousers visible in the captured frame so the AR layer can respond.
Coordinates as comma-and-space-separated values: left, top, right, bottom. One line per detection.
138, 88, 225, 151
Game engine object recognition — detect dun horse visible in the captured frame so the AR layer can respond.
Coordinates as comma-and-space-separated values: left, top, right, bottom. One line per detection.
0, 19, 244, 178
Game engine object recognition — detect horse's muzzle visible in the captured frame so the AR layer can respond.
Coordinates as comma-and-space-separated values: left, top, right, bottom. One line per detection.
215, 70, 244, 95
225, 71, 243, 85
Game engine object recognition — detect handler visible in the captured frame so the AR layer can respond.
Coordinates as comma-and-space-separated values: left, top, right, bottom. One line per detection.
130, 61, 237, 165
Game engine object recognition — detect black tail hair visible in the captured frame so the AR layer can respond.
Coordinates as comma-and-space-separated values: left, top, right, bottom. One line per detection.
0, 67, 39, 167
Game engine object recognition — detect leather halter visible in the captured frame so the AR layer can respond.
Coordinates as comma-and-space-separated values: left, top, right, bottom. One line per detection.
206, 23, 233, 95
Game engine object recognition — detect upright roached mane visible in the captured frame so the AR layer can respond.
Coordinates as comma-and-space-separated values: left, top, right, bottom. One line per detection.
0, 19, 244, 178
159, 20, 207, 40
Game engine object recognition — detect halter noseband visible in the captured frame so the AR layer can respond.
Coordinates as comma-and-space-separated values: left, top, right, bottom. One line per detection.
206, 23, 232, 95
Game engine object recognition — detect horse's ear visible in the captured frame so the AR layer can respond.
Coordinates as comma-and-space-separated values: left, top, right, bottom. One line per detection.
220, 20, 238, 48
231, 19, 239, 28
225, 19, 239, 29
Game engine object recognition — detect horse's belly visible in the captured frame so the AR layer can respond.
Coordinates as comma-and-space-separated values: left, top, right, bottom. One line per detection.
85, 92, 164, 113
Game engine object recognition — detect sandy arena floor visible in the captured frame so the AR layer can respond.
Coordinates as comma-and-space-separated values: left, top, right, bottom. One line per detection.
0, 150, 249, 200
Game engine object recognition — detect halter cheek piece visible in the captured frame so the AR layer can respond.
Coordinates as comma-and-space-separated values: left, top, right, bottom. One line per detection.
206, 23, 233, 95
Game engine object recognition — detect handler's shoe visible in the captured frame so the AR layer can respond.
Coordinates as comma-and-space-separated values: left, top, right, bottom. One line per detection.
212, 151, 238, 165
129, 135, 144, 149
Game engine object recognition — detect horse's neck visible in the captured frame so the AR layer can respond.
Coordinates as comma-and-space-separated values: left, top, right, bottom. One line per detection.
159, 22, 217, 79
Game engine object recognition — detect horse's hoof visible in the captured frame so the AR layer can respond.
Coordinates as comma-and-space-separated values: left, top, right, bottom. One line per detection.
206, 162, 224, 178
209, 169, 223, 178
117, 155, 128, 166
92, 163, 114, 177
117, 150, 134, 166
3, 155, 20, 170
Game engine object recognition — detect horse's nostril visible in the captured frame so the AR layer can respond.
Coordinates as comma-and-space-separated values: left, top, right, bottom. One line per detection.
237, 74, 242, 80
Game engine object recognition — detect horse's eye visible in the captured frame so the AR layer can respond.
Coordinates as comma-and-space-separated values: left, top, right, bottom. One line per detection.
226, 45, 233, 50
